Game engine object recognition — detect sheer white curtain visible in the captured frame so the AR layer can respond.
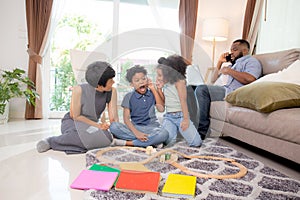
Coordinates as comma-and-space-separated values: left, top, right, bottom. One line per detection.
41, 0, 65, 54
42, 0, 65, 118
256, 0, 300, 53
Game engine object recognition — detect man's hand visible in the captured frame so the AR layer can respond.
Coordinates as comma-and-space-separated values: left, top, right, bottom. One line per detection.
220, 66, 232, 75
218, 52, 230, 63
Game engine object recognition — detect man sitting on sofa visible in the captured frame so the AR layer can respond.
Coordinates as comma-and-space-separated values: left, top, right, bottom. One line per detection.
195, 39, 262, 140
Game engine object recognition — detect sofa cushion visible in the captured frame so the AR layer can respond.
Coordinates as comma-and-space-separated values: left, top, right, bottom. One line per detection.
255, 59, 300, 85
227, 106, 300, 145
253, 48, 300, 75
225, 82, 300, 113
210, 101, 231, 122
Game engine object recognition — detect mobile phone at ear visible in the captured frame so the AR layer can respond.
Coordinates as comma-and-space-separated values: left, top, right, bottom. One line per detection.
225, 54, 232, 62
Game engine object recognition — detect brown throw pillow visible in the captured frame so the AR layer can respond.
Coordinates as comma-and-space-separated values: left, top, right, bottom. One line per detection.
225, 82, 300, 112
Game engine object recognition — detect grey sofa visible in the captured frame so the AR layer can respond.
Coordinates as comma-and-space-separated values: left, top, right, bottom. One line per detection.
209, 48, 300, 164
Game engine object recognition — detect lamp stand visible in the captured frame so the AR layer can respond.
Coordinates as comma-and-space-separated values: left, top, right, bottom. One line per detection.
212, 37, 216, 67
204, 37, 216, 83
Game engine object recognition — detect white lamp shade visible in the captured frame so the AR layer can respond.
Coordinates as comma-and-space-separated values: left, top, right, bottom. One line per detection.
202, 18, 229, 41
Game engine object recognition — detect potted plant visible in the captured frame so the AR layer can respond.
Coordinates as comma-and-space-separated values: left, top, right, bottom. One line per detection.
0, 68, 39, 124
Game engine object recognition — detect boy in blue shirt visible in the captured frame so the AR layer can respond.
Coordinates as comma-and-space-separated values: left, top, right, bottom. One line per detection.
110, 65, 168, 147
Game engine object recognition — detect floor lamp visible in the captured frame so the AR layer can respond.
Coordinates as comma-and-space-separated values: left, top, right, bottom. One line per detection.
202, 18, 229, 83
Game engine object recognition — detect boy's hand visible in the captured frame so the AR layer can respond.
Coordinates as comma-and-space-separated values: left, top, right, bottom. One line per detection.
180, 118, 189, 131
135, 131, 148, 142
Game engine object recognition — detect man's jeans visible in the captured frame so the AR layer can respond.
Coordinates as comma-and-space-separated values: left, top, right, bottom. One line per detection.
110, 122, 168, 147
195, 85, 225, 138
162, 112, 202, 147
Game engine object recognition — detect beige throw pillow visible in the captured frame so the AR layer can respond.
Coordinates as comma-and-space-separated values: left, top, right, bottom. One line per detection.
255, 59, 300, 85
225, 82, 300, 113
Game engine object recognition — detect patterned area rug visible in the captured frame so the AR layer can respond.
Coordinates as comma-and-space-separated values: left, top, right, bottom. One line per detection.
85, 138, 300, 200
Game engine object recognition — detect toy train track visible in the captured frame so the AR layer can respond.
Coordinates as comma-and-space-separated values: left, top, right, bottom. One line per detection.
96, 146, 247, 180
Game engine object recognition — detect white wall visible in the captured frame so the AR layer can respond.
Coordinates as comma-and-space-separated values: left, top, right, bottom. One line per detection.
193, 0, 247, 78
256, 0, 300, 53
0, 0, 28, 118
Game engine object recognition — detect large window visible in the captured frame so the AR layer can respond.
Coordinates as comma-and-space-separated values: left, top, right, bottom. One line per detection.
119, 1, 179, 33
49, 0, 179, 118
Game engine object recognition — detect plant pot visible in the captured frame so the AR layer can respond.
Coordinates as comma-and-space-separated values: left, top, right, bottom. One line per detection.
0, 102, 9, 124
